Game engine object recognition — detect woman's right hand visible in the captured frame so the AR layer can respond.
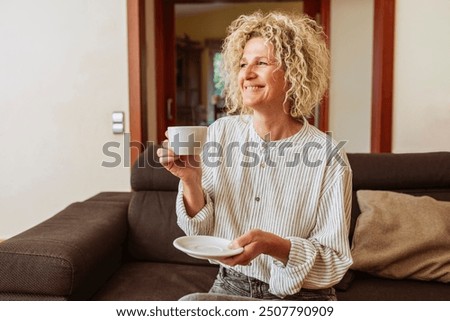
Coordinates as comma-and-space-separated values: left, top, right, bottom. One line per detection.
156, 140, 202, 183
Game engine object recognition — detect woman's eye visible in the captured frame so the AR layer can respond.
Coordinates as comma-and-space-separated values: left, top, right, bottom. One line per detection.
239, 61, 268, 68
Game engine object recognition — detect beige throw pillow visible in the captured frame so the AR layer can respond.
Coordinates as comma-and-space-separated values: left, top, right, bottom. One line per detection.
351, 190, 450, 283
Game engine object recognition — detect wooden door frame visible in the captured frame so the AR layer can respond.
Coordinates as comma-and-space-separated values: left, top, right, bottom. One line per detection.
127, 0, 147, 165
127, 0, 395, 165
154, 0, 176, 145
371, 0, 395, 153
303, 0, 330, 131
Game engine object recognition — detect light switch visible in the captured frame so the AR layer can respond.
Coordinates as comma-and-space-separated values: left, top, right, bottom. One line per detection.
112, 112, 124, 123
112, 123, 124, 134
112, 111, 124, 134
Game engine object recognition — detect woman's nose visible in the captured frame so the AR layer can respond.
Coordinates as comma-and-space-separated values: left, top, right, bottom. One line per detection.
244, 64, 256, 79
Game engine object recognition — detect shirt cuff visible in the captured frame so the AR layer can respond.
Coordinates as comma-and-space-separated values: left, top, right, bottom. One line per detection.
269, 237, 317, 297
176, 187, 214, 235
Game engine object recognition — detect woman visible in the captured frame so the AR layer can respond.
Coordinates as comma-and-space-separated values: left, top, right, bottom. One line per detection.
158, 11, 352, 300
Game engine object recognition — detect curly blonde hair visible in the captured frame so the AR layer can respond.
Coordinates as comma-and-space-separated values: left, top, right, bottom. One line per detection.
221, 11, 330, 119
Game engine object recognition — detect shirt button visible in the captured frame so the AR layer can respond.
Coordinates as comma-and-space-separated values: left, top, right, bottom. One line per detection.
255, 196, 260, 202
260, 162, 266, 168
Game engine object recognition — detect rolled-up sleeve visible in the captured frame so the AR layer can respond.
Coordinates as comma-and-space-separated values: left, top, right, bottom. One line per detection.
176, 182, 215, 236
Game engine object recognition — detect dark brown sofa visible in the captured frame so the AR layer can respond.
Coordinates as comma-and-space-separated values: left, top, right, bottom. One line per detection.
1, 146, 449, 300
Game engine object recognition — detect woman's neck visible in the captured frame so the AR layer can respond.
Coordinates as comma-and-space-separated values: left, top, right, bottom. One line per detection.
252, 112, 303, 141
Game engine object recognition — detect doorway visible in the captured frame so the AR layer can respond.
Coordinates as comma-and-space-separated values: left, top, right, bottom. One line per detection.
154, 0, 329, 143
174, 2, 307, 128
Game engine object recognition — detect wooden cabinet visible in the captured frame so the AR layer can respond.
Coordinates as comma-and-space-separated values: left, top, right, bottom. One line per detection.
176, 36, 204, 125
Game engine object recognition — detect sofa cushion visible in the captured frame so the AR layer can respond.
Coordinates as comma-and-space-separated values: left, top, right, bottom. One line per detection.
127, 191, 211, 266
337, 272, 450, 301
333, 270, 355, 291
92, 262, 219, 300
351, 190, 450, 283
347, 152, 450, 242
131, 144, 180, 192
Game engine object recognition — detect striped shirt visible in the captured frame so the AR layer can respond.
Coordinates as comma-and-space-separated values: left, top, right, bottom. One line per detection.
176, 115, 353, 298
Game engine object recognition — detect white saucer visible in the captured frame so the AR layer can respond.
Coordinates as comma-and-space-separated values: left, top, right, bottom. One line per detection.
173, 235, 243, 260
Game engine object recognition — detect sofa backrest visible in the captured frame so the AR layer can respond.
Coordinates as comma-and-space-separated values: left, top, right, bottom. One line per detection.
128, 147, 450, 262
347, 152, 450, 240
127, 144, 209, 265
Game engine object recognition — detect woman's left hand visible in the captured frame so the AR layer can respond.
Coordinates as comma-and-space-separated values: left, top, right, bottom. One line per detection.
220, 229, 291, 267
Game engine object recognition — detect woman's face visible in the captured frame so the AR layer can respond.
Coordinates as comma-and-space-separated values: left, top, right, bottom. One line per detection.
238, 37, 288, 111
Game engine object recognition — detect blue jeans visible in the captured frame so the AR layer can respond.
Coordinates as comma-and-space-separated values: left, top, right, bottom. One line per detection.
180, 266, 337, 301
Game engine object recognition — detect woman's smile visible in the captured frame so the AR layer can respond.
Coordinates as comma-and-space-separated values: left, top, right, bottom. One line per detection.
244, 85, 265, 91
238, 37, 287, 110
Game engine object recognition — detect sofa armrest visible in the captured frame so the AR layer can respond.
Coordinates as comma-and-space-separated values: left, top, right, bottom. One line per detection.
0, 193, 130, 300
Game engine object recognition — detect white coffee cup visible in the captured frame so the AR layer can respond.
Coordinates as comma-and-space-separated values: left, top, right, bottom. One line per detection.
167, 126, 207, 155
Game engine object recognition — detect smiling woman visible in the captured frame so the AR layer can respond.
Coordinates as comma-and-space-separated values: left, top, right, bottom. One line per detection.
157, 10, 353, 301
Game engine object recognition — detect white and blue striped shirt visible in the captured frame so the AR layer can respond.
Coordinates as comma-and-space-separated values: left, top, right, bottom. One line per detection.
176, 115, 353, 298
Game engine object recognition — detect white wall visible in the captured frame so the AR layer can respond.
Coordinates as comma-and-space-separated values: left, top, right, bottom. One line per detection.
329, 0, 374, 152
392, 0, 450, 152
330, 0, 450, 153
0, 0, 131, 239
